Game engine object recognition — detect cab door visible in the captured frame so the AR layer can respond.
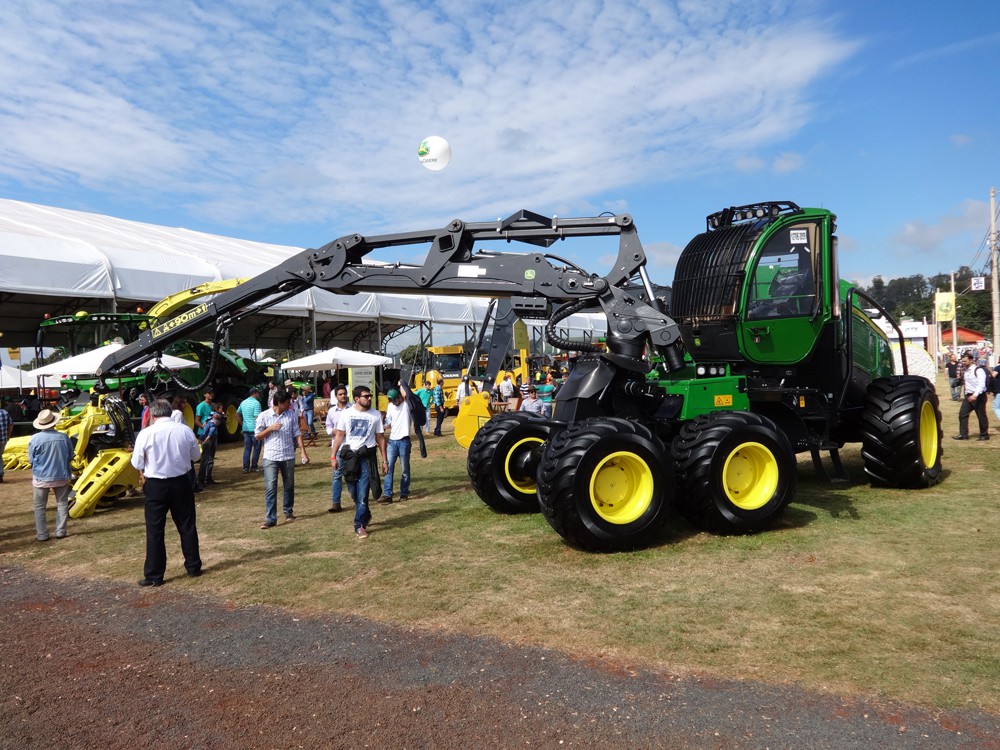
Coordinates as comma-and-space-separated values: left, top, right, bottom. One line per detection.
739, 219, 829, 365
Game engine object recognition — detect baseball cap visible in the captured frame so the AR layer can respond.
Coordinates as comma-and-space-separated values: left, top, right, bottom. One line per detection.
387, 389, 401, 400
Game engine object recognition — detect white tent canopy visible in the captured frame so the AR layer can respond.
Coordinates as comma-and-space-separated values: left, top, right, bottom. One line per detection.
28, 342, 198, 378
0, 364, 42, 390
282, 347, 393, 372
0, 199, 611, 351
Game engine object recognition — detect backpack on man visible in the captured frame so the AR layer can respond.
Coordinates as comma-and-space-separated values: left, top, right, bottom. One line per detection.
976, 365, 1000, 396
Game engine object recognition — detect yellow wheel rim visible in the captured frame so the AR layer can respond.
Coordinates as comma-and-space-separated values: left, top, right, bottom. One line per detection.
721, 441, 778, 510
226, 404, 240, 435
588, 451, 653, 525
918, 400, 938, 469
504, 436, 544, 494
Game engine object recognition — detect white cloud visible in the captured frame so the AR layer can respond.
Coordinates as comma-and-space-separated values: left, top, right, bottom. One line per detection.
0, 0, 859, 234
734, 155, 766, 173
772, 151, 805, 174
889, 199, 990, 262
891, 31, 1000, 70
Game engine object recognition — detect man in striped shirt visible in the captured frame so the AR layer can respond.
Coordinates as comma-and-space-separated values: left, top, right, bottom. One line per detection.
254, 390, 310, 529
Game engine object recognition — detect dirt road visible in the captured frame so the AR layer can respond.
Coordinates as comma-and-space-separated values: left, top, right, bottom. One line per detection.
2, 565, 998, 749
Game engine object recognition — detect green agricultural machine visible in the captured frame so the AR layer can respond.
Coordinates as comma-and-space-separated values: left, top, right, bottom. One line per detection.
95, 202, 943, 551
37, 309, 266, 441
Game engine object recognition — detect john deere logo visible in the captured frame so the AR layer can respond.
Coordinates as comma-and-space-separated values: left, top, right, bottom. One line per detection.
418, 140, 430, 157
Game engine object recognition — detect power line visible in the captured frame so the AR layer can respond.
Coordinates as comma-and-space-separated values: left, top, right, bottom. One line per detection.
967, 201, 1000, 273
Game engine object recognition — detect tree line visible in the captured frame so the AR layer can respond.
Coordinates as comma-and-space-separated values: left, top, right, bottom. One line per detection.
863, 266, 993, 337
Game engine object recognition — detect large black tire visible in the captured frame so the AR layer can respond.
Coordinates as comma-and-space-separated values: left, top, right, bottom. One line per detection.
860, 376, 943, 488
467, 412, 555, 513
536, 418, 671, 552
672, 411, 797, 534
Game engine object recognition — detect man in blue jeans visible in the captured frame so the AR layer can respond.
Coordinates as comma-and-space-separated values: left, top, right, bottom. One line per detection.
376, 387, 412, 504
432, 378, 446, 436
238, 387, 263, 472
254, 391, 310, 529
301, 384, 316, 439
330, 386, 387, 540
324, 385, 350, 512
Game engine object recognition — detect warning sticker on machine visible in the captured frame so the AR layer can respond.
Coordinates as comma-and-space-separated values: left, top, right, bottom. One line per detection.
714, 394, 733, 407
789, 229, 808, 244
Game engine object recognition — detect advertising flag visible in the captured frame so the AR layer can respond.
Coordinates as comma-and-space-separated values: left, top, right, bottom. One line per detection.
935, 292, 955, 323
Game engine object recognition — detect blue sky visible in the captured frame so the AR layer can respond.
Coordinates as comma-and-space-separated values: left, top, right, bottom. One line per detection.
1, 0, 999, 291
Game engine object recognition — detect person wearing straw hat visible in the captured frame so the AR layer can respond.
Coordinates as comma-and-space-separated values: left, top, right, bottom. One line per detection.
28, 409, 74, 541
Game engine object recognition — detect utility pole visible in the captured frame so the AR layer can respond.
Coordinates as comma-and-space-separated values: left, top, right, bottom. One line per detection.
991, 186, 999, 366
951, 271, 958, 354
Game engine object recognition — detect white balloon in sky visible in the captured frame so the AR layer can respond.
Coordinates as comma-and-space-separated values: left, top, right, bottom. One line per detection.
418, 136, 451, 171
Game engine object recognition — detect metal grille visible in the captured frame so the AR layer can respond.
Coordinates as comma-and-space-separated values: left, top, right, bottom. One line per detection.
671, 223, 761, 322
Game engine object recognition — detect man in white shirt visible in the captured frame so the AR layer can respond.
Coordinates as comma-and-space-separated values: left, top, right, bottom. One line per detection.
455, 375, 475, 407
324, 385, 350, 512
130, 399, 203, 587
498, 374, 515, 401
376, 386, 413, 505
330, 386, 387, 539
255, 390, 310, 528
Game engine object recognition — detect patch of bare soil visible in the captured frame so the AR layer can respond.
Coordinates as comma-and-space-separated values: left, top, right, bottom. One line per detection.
2, 566, 998, 750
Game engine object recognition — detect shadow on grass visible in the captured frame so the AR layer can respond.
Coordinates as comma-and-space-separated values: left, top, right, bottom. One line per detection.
203, 536, 316, 576
368, 502, 462, 531
0, 511, 146, 554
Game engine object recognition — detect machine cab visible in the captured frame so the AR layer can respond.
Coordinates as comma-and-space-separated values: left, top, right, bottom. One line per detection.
740, 217, 830, 364
671, 202, 834, 367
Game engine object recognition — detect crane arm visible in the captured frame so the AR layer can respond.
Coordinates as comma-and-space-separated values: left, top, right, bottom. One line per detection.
97, 210, 683, 378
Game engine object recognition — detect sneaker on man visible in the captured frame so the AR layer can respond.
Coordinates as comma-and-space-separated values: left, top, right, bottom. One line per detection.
376, 494, 393, 504
355, 527, 369, 540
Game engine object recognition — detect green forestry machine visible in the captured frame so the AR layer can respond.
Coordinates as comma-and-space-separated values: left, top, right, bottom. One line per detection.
95, 202, 943, 551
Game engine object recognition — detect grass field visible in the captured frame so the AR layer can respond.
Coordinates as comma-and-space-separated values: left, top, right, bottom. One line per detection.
2, 372, 998, 713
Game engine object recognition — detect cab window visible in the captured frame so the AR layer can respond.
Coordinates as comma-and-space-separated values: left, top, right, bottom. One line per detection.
746, 222, 819, 320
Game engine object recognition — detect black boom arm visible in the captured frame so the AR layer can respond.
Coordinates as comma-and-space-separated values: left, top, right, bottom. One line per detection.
97, 210, 683, 377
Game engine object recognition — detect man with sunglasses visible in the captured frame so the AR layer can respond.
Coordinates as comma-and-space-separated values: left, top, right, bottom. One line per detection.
330, 386, 387, 539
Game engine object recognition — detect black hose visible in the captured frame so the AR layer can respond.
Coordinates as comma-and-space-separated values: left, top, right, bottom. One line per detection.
167, 328, 225, 392
102, 396, 136, 448
545, 299, 602, 353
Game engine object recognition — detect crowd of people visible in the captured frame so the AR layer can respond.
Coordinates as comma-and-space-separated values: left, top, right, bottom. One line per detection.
15, 348, 1000, 587
15, 362, 556, 585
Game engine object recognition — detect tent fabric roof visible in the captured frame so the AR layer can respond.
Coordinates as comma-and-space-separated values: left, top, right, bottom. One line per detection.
0, 199, 608, 352
282, 347, 393, 371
